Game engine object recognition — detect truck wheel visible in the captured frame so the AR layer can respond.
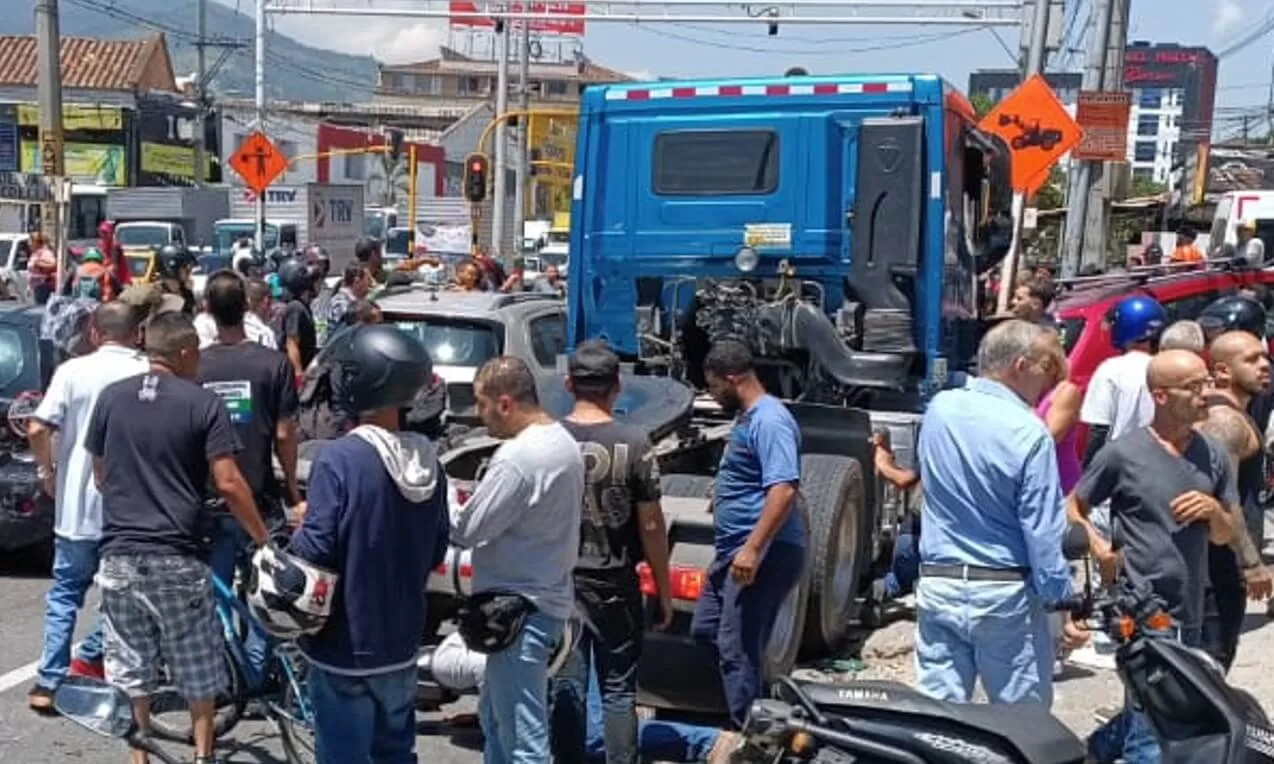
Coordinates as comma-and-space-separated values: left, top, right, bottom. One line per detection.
799, 455, 866, 656
764, 499, 810, 681
660, 474, 715, 499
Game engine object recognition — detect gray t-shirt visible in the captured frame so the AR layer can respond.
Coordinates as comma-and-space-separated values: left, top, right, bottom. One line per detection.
1076, 427, 1237, 630
449, 421, 586, 619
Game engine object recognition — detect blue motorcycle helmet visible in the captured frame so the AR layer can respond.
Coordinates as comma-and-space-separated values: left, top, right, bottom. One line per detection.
1109, 294, 1167, 350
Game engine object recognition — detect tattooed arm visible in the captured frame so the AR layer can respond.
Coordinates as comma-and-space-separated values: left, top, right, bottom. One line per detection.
1196, 405, 1263, 568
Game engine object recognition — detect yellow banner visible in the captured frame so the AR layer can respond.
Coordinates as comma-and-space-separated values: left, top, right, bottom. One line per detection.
18, 104, 122, 131
141, 142, 205, 180
21, 141, 126, 185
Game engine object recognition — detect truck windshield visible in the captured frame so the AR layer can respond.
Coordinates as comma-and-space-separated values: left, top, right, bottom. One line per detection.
67, 194, 106, 241
214, 223, 278, 253
115, 226, 170, 248
389, 317, 502, 368
386, 228, 411, 257
546, 230, 569, 246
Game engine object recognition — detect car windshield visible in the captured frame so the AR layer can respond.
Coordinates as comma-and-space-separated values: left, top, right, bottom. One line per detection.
115, 225, 170, 248
213, 223, 278, 254
389, 316, 502, 367
1058, 316, 1085, 354
0, 240, 11, 263
386, 228, 411, 257
0, 324, 34, 398
547, 230, 568, 246
127, 255, 151, 278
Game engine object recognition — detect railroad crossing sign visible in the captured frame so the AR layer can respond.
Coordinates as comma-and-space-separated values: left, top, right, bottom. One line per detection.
228, 130, 288, 194
978, 74, 1083, 192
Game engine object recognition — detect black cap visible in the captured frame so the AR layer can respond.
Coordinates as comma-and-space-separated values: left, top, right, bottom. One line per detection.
569, 339, 619, 381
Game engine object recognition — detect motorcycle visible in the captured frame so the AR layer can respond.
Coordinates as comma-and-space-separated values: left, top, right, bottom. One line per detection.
726, 524, 1274, 764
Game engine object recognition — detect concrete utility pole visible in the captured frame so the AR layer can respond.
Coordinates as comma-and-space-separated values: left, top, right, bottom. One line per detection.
195, 0, 208, 187
492, 21, 509, 258
994, 0, 1051, 314
35, 0, 65, 278
254, 0, 266, 251
1060, 0, 1115, 278
511, 22, 531, 244
1080, 0, 1128, 268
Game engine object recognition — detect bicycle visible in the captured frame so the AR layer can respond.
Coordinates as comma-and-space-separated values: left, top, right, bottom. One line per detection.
145, 573, 317, 764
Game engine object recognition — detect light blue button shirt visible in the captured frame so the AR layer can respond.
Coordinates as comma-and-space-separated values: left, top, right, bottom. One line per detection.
917, 377, 1072, 603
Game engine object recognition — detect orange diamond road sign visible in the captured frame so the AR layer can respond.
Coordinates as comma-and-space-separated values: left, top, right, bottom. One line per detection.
229, 130, 288, 195
978, 74, 1084, 192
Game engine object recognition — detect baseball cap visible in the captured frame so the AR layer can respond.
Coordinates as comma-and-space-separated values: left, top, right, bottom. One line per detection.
569, 339, 619, 382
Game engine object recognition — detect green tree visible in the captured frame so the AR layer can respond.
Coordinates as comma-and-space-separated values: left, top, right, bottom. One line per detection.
970, 92, 995, 119
1032, 165, 1067, 211
1129, 174, 1167, 199
370, 151, 410, 207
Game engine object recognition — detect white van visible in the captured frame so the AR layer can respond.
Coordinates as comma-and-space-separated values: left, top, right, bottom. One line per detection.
1209, 190, 1274, 259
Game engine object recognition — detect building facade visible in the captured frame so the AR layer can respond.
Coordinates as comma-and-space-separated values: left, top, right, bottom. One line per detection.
969, 42, 1218, 186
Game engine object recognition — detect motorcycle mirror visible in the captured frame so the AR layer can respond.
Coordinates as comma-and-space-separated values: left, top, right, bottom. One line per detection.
54, 676, 136, 739
1062, 522, 1089, 561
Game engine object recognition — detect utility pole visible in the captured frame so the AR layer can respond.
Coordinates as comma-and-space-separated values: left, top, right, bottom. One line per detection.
492, 21, 509, 259
511, 21, 531, 245
254, 0, 266, 251
35, 0, 65, 281
1060, 0, 1115, 278
1080, 0, 1127, 267
994, 0, 1051, 314
194, 0, 208, 187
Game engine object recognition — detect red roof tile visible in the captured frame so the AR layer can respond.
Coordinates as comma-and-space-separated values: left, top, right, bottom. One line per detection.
0, 34, 170, 91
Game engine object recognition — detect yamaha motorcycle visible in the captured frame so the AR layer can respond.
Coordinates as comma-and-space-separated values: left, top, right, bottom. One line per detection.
728, 526, 1274, 764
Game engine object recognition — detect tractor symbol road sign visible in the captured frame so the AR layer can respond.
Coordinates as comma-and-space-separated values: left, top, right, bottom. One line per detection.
229, 131, 288, 195
978, 74, 1083, 192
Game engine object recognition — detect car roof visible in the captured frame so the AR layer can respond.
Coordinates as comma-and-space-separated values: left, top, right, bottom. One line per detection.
0, 233, 27, 241
376, 287, 562, 320
1053, 264, 1257, 315
0, 303, 42, 321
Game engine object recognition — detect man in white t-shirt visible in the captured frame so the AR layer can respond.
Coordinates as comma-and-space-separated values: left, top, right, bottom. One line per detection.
1080, 294, 1168, 466
193, 271, 277, 350
1238, 221, 1266, 265
26, 302, 150, 713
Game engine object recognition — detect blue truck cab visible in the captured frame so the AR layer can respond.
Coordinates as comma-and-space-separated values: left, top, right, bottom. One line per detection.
566, 73, 1013, 403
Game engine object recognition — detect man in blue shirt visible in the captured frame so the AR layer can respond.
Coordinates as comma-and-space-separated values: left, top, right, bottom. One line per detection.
287, 324, 450, 764
915, 319, 1073, 707
692, 340, 805, 729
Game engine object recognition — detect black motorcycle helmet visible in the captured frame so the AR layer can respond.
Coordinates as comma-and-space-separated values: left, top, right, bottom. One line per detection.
1198, 295, 1266, 342
156, 244, 194, 280
323, 324, 433, 413
277, 258, 317, 299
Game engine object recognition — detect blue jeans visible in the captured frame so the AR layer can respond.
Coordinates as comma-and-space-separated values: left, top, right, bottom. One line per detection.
208, 515, 270, 690
691, 542, 806, 728
1086, 626, 1202, 764
914, 577, 1054, 706
37, 537, 105, 690
883, 528, 920, 599
310, 665, 418, 764
583, 666, 720, 763
481, 610, 563, 764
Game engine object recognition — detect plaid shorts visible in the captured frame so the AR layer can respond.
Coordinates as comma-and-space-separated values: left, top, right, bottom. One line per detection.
98, 554, 227, 701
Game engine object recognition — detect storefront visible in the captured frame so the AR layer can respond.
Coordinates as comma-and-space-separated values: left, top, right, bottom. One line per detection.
15, 103, 128, 185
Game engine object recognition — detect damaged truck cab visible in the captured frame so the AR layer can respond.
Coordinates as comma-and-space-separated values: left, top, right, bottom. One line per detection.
567, 73, 1012, 400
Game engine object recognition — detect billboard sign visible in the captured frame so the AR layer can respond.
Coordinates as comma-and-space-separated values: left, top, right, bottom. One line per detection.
448, 1, 586, 36
1074, 90, 1131, 162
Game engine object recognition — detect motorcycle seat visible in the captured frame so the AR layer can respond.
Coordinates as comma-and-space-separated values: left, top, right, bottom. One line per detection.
794, 679, 1085, 764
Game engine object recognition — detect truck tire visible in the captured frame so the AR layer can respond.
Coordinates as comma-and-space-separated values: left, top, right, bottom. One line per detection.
660, 474, 715, 499
764, 496, 811, 681
799, 454, 867, 656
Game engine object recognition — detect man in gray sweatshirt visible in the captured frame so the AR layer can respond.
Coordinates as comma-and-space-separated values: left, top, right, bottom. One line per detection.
451, 356, 586, 764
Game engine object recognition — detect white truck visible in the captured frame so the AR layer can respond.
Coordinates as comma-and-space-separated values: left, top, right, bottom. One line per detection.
105, 187, 229, 252
1209, 190, 1274, 260
226, 183, 365, 270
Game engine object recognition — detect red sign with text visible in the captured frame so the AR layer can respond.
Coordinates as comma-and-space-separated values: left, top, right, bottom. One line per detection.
448, 1, 586, 36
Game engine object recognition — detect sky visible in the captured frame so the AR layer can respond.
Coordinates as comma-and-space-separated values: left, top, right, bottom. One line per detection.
228, 0, 1273, 137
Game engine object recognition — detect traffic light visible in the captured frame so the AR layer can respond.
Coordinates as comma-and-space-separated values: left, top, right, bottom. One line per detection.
387, 129, 404, 161
464, 152, 490, 203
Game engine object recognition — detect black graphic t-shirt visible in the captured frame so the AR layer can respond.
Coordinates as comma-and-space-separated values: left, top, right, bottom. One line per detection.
561, 419, 662, 573
198, 342, 299, 500
281, 300, 317, 370
86, 372, 241, 558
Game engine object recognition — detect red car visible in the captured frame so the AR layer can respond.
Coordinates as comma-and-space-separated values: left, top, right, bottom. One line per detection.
1054, 262, 1274, 389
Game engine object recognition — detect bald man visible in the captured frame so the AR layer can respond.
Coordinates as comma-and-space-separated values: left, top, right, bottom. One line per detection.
1198, 331, 1272, 673
1070, 349, 1236, 764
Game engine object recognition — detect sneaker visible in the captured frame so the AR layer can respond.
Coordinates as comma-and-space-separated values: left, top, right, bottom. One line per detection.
69, 658, 105, 680
27, 685, 55, 714
1092, 703, 1121, 725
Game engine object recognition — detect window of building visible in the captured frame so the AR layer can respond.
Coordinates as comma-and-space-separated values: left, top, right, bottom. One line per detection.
653, 130, 779, 196
1137, 115, 1159, 137
1133, 141, 1157, 163
1138, 88, 1162, 109
546, 80, 569, 96
381, 72, 402, 92
344, 153, 366, 181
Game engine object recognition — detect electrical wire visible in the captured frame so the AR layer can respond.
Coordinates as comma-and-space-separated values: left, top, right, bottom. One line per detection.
626, 21, 980, 55
1215, 8, 1274, 60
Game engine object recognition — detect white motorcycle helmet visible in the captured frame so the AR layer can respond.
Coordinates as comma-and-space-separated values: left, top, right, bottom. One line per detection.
429, 609, 584, 693
247, 545, 341, 640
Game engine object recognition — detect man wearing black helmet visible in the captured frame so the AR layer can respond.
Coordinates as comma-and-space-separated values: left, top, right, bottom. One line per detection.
156, 245, 198, 315
276, 259, 319, 381
287, 325, 450, 764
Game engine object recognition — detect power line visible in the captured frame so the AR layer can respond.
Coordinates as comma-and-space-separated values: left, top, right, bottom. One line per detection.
1215, 9, 1274, 60
627, 21, 980, 54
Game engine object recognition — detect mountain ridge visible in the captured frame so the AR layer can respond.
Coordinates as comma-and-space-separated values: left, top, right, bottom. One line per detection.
0, 0, 375, 103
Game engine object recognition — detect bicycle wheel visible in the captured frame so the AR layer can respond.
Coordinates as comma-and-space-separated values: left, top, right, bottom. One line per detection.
275, 646, 317, 764
148, 641, 247, 743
